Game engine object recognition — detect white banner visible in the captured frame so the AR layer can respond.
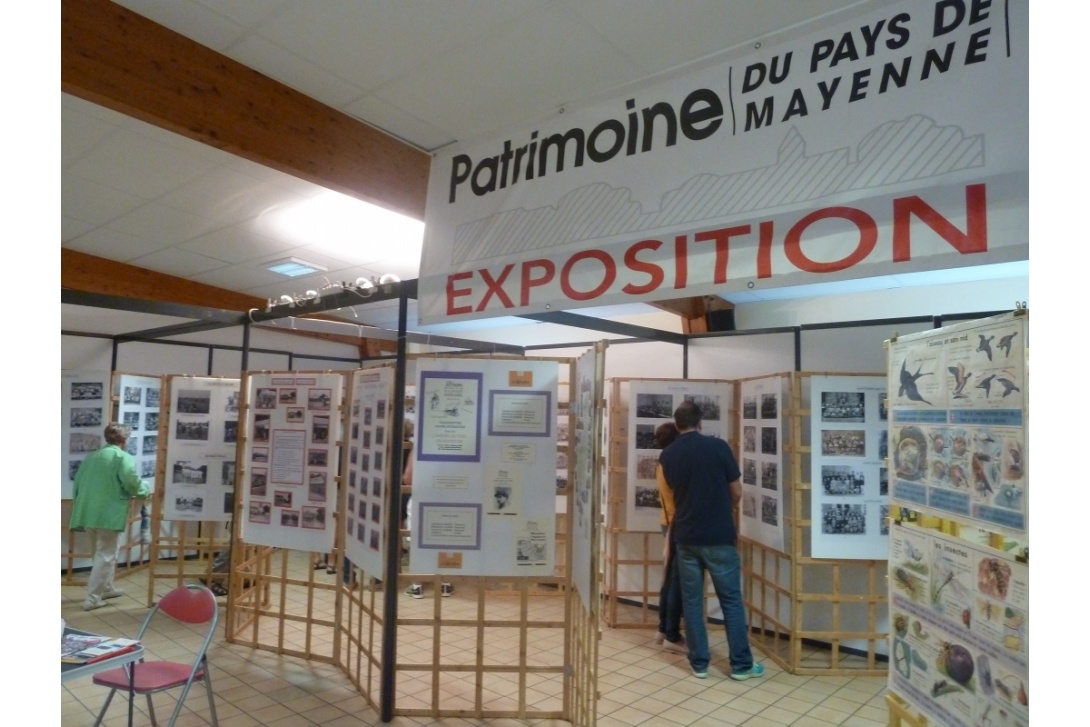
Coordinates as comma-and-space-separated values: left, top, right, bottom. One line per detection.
420, 0, 1027, 323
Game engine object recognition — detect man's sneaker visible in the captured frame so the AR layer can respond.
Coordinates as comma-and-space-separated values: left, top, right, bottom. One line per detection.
654, 631, 666, 645
691, 666, 708, 679
730, 663, 765, 681
405, 584, 424, 599
662, 636, 687, 654
440, 583, 454, 597
82, 598, 107, 612
102, 588, 125, 599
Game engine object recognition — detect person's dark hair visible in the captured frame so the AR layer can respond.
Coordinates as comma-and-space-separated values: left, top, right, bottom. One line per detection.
654, 421, 678, 449
673, 400, 702, 430
104, 422, 131, 446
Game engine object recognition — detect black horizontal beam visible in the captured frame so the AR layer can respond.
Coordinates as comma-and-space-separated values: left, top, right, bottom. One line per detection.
518, 310, 686, 344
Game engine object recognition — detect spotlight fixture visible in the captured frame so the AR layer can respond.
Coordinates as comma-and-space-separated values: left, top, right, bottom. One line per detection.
279, 294, 296, 307
378, 273, 401, 293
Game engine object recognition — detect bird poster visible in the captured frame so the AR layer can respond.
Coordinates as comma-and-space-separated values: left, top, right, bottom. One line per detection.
887, 312, 1028, 537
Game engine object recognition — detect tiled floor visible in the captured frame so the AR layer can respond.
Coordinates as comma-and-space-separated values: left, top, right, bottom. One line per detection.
61, 560, 890, 727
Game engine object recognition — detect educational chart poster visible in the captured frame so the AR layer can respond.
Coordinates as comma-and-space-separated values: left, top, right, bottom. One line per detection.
409, 358, 557, 577
810, 375, 889, 559
627, 379, 733, 532
888, 313, 1028, 537
738, 376, 786, 552
62, 370, 111, 499
571, 345, 604, 609
889, 525, 1028, 727
344, 366, 395, 577
240, 372, 343, 551
117, 374, 165, 492
162, 376, 240, 522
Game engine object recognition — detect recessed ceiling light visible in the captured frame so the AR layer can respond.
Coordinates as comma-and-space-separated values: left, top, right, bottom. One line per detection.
264, 257, 327, 277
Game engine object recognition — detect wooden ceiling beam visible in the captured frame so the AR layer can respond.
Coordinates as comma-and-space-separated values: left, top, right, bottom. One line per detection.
61, 0, 430, 221
649, 296, 735, 334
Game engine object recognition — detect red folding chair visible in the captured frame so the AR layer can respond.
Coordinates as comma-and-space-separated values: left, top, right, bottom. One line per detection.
92, 583, 219, 727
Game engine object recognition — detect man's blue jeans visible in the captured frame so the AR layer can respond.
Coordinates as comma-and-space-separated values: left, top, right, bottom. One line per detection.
676, 542, 754, 673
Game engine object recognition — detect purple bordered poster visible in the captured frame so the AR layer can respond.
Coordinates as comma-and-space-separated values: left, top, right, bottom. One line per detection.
418, 371, 483, 462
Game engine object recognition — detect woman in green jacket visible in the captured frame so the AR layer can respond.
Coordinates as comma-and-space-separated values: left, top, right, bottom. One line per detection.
70, 423, 150, 611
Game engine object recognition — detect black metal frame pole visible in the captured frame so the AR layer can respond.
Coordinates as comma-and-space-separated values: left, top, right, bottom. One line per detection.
380, 287, 409, 722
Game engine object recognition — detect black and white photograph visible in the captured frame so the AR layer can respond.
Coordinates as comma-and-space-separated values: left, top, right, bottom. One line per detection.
70, 406, 103, 428
286, 407, 305, 422
71, 381, 104, 400
279, 388, 298, 405
743, 396, 758, 420
302, 506, 325, 529
248, 501, 271, 524
369, 529, 380, 551
223, 491, 234, 515
742, 459, 757, 485
374, 451, 384, 471
252, 447, 268, 463
743, 426, 756, 453
821, 503, 867, 534
880, 505, 890, 535
493, 486, 512, 511
308, 448, 328, 467
879, 467, 889, 496
376, 399, 387, 419
225, 391, 240, 413
761, 427, 778, 455
312, 415, 330, 444
371, 478, 381, 498
684, 394, 721, 421
634, 485, 662, 509
821, 464, 865, 495
122, 385, 141, 404
140, 459, 155, 478
821, 391, 866, 422
172, 460, 208, 485
635, 454, 658, 479
761, 461, 778, 490
634, 423, 658, 449
223, 420, 238, 443
125, 437, 138, 455
253, 414, 271, 442
760, 393, 778, 419
146, 387, 161, 408
761, 495, 778, 526
821, 430, 866, 457
175, 419, 210, 441
635, 392, 674, 418
274, 490, 292, 507
355, 521, 365, 544
371, 503, 381, 524
878, 393, 889, 421
142, 435, 158, 455
250, 469, 267, 496
69, 460, 83, 480
308, 388, 332, 410
145, 412, 159, 432
281, 510, 300, 527
308, 471, 327, 500
375, 425, 385, 446
879, 429, 888, 460
122, 411, 140, 429
177, 389, 211, 414
175, 496, 204, 513
742, 493, 756, 519
222, 461, 236, 487
255, 387, 277, 409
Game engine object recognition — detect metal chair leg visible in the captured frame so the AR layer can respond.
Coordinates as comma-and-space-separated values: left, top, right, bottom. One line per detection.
147, 692, 158, 727
203, 665, 219, 726
91, 689, 115, 727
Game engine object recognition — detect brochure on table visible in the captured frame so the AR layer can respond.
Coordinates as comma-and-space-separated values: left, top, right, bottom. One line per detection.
809, 375, 889, 559
62, 370, 112, 499
163, 376, 240, 522
626, 380, 733, 532
409, 358, 558, 577
117, 374, 164, 491
343, 366, 395, 577
239, 372, 343, 551
888, 313, 1028, 538
738, 376, 786, 552
570, 346, 604, 609
889, 525, 1028, 727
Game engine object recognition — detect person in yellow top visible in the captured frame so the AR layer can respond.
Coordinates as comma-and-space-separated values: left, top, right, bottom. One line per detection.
69, 423, 150, 611
653, 422, 684, 651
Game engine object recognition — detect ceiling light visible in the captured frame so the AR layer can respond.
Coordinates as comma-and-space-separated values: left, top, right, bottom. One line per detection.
264, 257, 328, 277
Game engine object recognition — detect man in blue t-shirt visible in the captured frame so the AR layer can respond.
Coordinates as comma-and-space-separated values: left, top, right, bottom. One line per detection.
659, 400, 764, 681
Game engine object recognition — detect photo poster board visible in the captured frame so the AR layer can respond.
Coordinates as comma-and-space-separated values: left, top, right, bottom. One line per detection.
888, 313, 1028, 538
162, 376, 240, 522
409, 358, 558, 577
738, 376, 787, 553
239, 372, 343, 551
116, 374, 165, 492
626, 380, 733, 532
571, 345, 604, 609
62, 370, 111, 499
343, 366, 395, 576
889, 524, 1028, 727
809, 375, 889, 559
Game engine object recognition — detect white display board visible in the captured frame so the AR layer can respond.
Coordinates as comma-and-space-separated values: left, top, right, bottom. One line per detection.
162, 376, 240, 522
343, 366, 395, 576
62, 370, 111, 499
626, 380, 733, 532
889, 525, 1028, 727
239, 372, 343, 551
888, 313, 1028, 537
409, 358, 558, 576
809, 375, 889, 559
570, 346, 603, 609
738, 376, 786, 553
117, 374, 164, 490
